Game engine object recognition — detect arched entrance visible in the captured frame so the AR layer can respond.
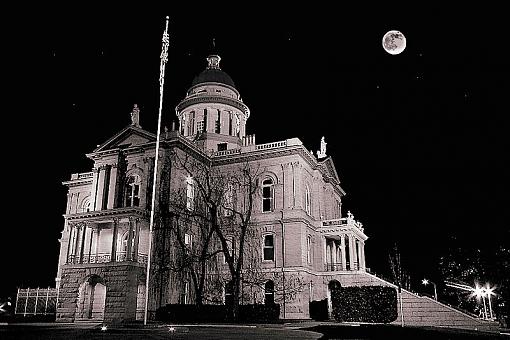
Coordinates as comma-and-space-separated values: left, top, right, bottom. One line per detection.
76, 275, 106, 321
327, 280, 341, 318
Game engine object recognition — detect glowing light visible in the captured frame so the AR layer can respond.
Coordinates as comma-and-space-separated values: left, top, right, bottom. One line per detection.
473, 285, 486, 299
168, 326, 176, 332
422, 279, 429, 285
101, 325, 107, 331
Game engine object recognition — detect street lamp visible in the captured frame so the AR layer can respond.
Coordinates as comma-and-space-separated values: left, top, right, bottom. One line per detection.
474, 284, 488, 319
422, 278, 437, 301
485, 285, 495, 320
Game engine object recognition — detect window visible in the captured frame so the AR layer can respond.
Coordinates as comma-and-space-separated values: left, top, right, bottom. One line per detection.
224, 281, 234, 306
125, 175, 141, 207
263, 234, 274, 261
186, 177, 194, 211
197, 120, 204, 133
306, 235, 312, 264
184, 233, 193, 252
262, 178, 274, 212
224, 237, 234, 263
81, 197, 91, 212
180, 281, 189, 304
122, 232, 135, 253
217, 143, 227, 151
305, 185, 311, 215
215, 110, 221, 133
336, 200, 342, 218
224, 182, 233, 216
264, 280, 275, 305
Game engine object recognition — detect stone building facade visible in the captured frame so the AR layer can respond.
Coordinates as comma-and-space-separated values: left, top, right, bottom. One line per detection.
55, 55, 369, 323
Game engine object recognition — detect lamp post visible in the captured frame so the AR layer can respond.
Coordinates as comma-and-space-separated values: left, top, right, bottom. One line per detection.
485, 285, 495, 320
474, 285, 487, 319
422, 278, 437, 301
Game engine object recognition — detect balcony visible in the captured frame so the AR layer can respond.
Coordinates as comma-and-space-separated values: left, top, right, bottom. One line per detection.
66, 252, 148, 265
324, 262, 359, 272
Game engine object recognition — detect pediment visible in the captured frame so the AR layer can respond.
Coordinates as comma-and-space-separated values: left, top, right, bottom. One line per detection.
319, 156, 341, 185
93, 125, 156, 152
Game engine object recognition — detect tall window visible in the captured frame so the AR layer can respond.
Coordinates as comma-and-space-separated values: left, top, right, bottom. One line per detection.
125, 175, 141, 207
215, 109, 221, 133
180, 281, 189, 304
224, 182, 234, 216
197, 120, 204, 133
264, 280, 275, 305
263, 234, 274, 261
122, 232, 135, 253
262, 178, 274, 212
305, 185, 311, 215
186, 177, 194, 211
224, 281, 234, 306
184, 233, 193, 252
307, 235, 312, 264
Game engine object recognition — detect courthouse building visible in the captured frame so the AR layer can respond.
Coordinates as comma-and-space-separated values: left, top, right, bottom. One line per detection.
55, 55, 373, 323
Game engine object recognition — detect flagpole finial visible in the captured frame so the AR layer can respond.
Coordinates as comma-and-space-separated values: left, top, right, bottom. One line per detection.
166, 16, 169, 19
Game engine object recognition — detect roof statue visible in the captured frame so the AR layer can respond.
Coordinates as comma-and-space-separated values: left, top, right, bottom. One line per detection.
317, 136, 327, 159
131, 104, 141, 128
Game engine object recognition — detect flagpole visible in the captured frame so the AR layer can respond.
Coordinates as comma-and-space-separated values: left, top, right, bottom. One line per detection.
144, 15, 169, 326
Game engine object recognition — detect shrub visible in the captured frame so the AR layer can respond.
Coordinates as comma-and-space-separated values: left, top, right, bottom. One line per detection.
156, 304, 280, 323
331, 286, 397, 323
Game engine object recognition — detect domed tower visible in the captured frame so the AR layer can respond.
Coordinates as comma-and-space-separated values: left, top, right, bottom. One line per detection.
175, 55, 250, 152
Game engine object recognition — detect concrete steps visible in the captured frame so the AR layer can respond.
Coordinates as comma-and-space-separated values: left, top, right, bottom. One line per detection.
357, 273, 499, 331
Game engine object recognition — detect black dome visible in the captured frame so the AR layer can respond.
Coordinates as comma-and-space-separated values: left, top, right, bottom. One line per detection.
191, 68, 236, 87
191, 55, 236, 88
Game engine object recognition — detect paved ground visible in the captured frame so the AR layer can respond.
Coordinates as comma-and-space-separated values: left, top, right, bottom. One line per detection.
0, 322, 508, 339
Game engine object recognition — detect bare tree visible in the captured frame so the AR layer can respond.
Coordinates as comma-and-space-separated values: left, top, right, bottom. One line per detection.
166, 150, 225, 306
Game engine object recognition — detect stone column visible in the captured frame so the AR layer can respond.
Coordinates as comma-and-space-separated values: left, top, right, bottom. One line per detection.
95, 227, 101, 257
79, 224, 87, 263
86, 225, 93, 263
95, 166, 106, 211
90, 167, 100, 211
66, 223, 74, 263
133, 219, 140, 262
360, 241, 366, 270
107, 163, 118, 209
349, 235, 356, 271
340, 234, 347, 271
331, 239, 337, 269
322, 236, 327, 266
127, 218, 134, 261
111, 218, 119, 262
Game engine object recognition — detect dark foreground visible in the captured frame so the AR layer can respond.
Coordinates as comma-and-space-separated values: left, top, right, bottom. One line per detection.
0, 322, 507, 340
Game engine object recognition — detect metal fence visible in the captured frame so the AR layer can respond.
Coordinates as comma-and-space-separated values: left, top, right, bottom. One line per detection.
15, 287, 58, 316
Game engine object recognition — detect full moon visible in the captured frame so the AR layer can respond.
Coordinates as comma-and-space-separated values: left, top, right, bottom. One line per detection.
382, 30, 406, 55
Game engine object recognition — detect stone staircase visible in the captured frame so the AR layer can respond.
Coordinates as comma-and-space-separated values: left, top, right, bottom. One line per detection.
360, 273, 499, 332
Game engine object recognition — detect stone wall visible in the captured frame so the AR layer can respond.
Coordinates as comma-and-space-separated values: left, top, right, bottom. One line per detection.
56, 263, 145, 323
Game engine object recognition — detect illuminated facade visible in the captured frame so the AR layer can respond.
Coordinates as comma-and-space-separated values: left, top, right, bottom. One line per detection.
55, 55, 372, 323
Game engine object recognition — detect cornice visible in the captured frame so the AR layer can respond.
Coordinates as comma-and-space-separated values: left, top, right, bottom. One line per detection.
176, 95, 250, 117
64, 207, 149, 222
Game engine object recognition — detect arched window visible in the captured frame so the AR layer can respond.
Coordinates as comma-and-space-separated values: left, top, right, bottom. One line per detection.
122, 232, 135, 253
262, 178, 274, 212
263, 234, 274, 261
264, 280, 275, 305
81, 197, 91, 213
125, 175, 141, 207
305, 185, 311, 215
186, 176, 195, 211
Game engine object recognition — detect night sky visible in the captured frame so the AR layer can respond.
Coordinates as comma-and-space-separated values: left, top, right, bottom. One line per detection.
2, 9, 508, 300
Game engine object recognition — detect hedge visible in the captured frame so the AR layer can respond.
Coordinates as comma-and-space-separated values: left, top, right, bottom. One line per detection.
331, 286, 398, 323
156, 304, 280, 323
